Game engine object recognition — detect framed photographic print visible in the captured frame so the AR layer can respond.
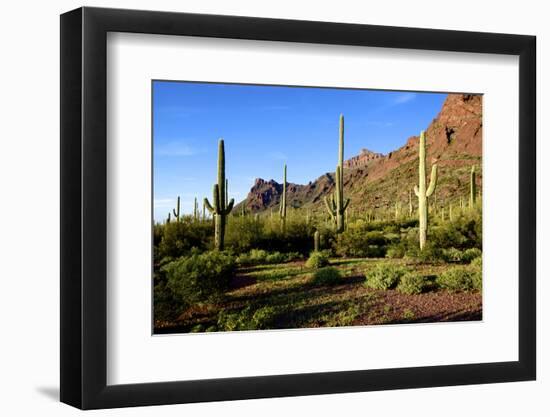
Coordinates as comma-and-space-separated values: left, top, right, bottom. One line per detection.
60, 6, 536, 410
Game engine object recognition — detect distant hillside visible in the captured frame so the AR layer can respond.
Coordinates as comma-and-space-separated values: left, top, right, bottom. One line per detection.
234, 93, 482, 216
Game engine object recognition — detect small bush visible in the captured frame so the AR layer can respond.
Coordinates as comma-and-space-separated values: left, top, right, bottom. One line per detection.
470, 256, 482, 268
462, 248, 482, 263
442, 247, 464, 263
335, 225, 388, 257
470, 257, 482, 291
437, 266, 478, 292
236, 249, 269, 266
217, 305, 279, 331
306, 251, 330, 269
236, 249, 303, 266
164, 251, 235, 305
311, 267, 342, 286
364, 264, 408, 290
397, 272, 429, 295
386, 245, 405, 259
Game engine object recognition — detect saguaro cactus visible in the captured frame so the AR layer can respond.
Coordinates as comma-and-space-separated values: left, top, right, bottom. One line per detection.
193, 197, 198, 220
172, 196, 181, 222
202, 201, 206, 221
204, 139, 235, 250
324, 114, 350, 233
279, 164, 287, 232
314, 230, 320, 252
413, 131, 438, 250
166, 212, 171, 224
469, 165, 476, 209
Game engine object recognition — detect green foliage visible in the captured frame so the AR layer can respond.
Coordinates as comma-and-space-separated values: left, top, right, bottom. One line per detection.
462, 247, 483, 263
217, 306, 279, 331
311, 267, 342, 285
236, 249, 302, 266
470, 256, 482, 269
386, 245, 405, 259
470, 256, 482, 291
164, 251, 235, 305
306, 251, 330, 269
364, 263, 408, 290
224, 216, 264, 253
436, 266, 479, 292
335, 224, 387, 257
397, 272, 429, 295
156, 219, 212, 260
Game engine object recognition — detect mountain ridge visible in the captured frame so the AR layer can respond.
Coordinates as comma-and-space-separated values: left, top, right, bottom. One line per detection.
235, 93, 482, 215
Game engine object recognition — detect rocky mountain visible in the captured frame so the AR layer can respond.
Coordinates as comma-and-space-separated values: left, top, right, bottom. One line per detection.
234, 93, 482, 215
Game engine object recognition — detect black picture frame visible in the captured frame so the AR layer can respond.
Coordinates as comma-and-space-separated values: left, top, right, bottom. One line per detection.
60, 6, 536, 410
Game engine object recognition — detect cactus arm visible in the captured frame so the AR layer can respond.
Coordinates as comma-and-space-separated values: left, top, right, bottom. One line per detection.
343, 198, 350, 212
414, 185, 420, 197
204, 198, 215, 214
225, 198, 234, 214
426, 165, 438, 197
324, 196, 336, 218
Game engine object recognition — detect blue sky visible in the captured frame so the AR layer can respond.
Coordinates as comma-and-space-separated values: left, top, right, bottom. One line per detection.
153, 81, 447, 221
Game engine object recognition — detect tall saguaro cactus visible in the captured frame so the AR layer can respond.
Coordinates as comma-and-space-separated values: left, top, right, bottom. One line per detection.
414, 131, 438, 250
204, 139, 235, 250
469, 165, 477, 209
172, 196, 181, 222
324, 114, 350, 233
279, 164, 287, 232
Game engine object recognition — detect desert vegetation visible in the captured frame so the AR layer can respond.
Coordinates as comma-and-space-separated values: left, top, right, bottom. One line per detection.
154, 104, 483, 333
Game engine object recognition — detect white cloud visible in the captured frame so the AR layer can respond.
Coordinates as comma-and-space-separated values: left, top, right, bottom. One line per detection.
155, 141, 201, 156
392, 92, 417, 104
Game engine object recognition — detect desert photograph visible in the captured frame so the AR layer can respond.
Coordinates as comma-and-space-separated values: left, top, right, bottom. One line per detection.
152, 82, 482, 334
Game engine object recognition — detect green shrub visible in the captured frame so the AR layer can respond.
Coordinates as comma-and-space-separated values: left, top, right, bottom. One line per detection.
164, 251, 235, 305
217, 305, 279, 331
236, 249, 269, 266
442, 247, 463, 262
306, 251, 330, 269
397, 272, 429, 295
157, 219, 212, 259
334, 223, 388, 257
311, 267, 342, 285
470, 257, 482, 291
365, 264, 408, 290
470, 256, 482, 268
386, 245, 405, 259
236, 249, 303, 266
462, 248, 482, 263
224, 217, 265, 254
437, 266, 478, 292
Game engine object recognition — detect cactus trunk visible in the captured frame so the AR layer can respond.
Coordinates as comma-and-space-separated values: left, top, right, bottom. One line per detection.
324, 114, 350, 233
204, 139, 235, 250
279, 164, 287, 233
414, 131, 438, 251
470, 165, 476, 209
314, 230, 320, 252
